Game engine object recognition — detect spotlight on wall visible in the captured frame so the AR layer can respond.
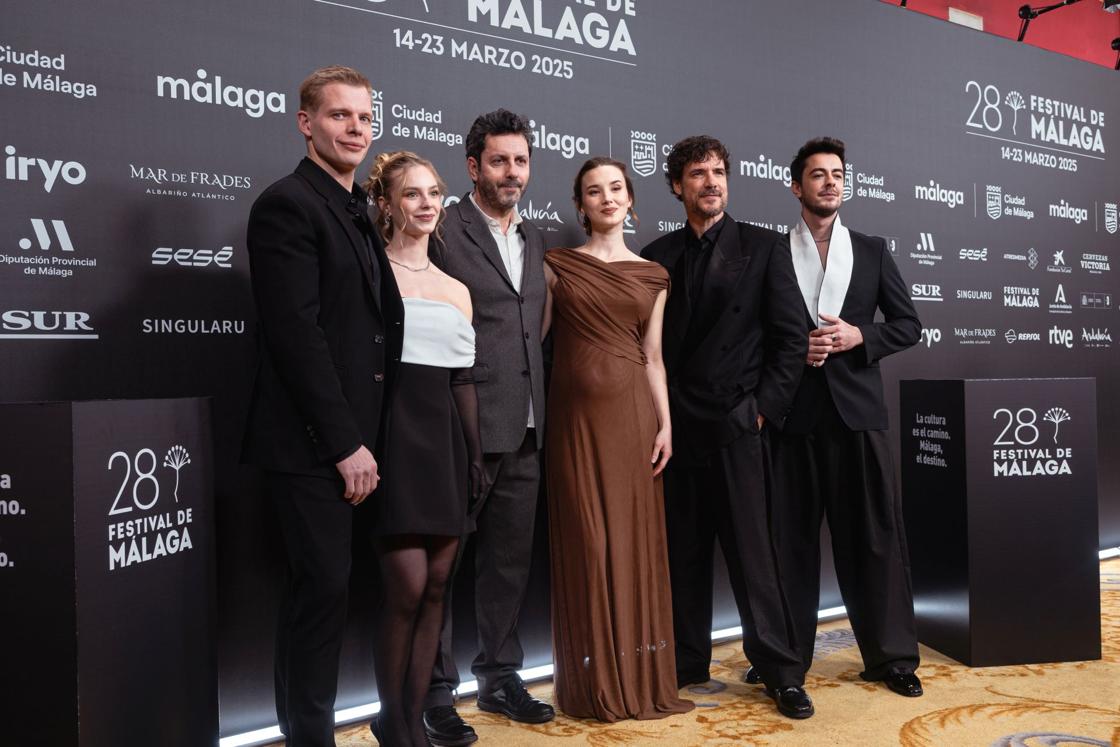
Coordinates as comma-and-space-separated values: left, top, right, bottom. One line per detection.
1018, 0, 1082, 42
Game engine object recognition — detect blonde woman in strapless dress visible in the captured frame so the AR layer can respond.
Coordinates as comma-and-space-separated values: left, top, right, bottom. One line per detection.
364, 151, 487, 747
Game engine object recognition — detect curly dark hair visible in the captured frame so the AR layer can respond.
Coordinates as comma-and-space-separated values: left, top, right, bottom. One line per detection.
464, 109, 533, 168
571, 156, 638, 235
664, 135, 730, 201
790, 137, 845, 185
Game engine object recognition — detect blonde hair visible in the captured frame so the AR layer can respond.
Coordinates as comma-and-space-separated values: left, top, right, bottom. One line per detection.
298, 66, 371, 112
364, 151, 448, 243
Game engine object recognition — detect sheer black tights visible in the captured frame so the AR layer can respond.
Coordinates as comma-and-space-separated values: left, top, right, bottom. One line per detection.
373, 534, 458, 746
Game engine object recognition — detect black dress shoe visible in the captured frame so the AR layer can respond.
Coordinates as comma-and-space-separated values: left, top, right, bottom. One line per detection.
422, 706, 478, 747
476, 677, 555, 724
884, 670, 924, 697
677, 671, 710, 688
368, 715, 385, 745
764, 686, 815, 719
741, 666, 762, 685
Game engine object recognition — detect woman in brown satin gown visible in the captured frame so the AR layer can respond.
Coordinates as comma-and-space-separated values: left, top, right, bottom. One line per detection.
541, 157, 694, 722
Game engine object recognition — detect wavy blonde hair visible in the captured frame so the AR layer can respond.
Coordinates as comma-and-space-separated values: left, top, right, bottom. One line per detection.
364, 151, 448, 244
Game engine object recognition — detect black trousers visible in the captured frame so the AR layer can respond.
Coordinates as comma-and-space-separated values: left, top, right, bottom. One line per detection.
269, 471, 353, 747
662, 427, 804, 689
770, 396, 920, 680
426, 428, 540, 706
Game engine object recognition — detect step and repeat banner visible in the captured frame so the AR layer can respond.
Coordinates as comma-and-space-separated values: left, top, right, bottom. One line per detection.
2, 0, 1117, 736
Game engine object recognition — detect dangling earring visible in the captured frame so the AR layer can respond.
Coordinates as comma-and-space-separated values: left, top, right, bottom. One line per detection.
384, 213, 392, 228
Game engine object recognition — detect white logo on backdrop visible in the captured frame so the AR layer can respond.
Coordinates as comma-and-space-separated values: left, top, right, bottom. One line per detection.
629, 130, 656, 177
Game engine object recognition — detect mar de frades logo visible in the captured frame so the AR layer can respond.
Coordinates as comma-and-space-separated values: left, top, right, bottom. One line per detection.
630, 130, 656, 177
105, 445, 197, 571
992, 405, 1072, 477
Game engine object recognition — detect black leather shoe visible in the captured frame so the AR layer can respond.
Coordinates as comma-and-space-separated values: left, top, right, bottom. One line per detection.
677, 671, 710, 688
476, 678, 555, 724
422, 706, 478, 747
884, 670, 924, 697
764, 686, 815, 719
368, 715, 385, 745
741, 666, 762, 685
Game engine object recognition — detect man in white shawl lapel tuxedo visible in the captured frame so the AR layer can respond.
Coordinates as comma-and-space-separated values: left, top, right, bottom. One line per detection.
764, 137, 924, 698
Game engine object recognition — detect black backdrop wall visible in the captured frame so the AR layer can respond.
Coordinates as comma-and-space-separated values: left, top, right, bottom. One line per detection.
2, 0, 1117, 737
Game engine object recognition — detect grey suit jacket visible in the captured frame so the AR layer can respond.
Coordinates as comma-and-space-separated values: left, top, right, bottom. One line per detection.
431, 195, 547, 453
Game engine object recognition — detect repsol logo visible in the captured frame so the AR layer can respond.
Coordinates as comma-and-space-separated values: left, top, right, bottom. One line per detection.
5, 145, 86, 192
528, 120, 589, 160
1048, 200, 1088, 225
156, 68, 286, 118
914, 180, 964, 209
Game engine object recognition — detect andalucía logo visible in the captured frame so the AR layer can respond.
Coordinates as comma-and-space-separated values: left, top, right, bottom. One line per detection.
1106, 202, 1117, 234
986, 185, 1001, 220
630, 130, 656, 177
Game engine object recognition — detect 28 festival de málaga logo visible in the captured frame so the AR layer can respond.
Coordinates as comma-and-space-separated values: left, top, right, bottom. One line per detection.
963, 79, 1107, 170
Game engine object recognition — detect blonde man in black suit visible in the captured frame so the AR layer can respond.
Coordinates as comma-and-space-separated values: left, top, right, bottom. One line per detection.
243, 66, 403, 747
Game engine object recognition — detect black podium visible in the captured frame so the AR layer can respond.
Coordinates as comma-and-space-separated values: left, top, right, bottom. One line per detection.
900, 379, 1100, 667
0, 399, 218, 747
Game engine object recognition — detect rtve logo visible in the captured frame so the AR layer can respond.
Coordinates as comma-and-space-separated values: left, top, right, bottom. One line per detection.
1048, 326, 1073, 348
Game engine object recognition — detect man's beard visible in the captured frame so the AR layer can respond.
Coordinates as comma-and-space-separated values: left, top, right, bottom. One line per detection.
477, 177, 522, 211
691, 190, 726, 218
802, 194, 839, 219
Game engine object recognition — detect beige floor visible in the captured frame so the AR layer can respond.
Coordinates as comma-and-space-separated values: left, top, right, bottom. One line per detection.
304, 559, 1120, 746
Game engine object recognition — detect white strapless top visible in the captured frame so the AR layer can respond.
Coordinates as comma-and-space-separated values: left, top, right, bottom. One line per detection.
401, 297, 475, 368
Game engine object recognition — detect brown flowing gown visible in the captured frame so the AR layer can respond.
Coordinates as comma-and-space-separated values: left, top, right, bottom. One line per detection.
544, 248, 694, 722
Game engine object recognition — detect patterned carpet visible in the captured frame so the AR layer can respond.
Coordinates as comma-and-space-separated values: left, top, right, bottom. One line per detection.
324, 559, 1120, 746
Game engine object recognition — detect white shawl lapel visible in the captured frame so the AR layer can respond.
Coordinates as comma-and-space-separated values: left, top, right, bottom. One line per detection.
789, 214, 853, 328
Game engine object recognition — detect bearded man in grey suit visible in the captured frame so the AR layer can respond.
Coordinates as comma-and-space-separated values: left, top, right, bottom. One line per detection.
422, 109, 554, 746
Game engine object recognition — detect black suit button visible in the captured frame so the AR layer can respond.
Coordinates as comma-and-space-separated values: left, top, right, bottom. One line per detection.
523, 332, 530, 339
732, 305, 741, 313
374, 334, 384, 344
521, 370, 529, 377
519, 296, 525, 305
373, 373, 385, 383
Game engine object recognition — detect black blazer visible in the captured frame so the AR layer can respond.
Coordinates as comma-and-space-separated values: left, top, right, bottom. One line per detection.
242, 158, 404, 477
641, 215, 807, 459
782, 228, 920, 435
430, 196, 547, 453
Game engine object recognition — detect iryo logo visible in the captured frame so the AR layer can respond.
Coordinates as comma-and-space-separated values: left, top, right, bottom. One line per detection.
920, 328, 941, 347
5, 146, 87, 192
